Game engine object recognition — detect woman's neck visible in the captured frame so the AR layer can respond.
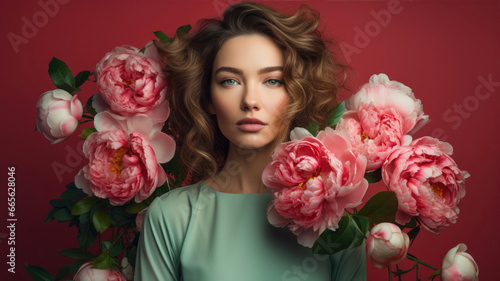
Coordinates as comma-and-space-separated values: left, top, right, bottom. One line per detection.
206, 143, 275, 194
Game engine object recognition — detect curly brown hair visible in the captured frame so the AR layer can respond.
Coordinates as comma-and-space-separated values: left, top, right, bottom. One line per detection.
156, 2, 344, 182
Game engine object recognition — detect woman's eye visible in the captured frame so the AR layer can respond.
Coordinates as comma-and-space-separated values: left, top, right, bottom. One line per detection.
221, 79, 238, 86
265, 79, 282, 86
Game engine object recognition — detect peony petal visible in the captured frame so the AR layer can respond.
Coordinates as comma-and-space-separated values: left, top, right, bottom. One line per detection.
91, 93, 110, 113
94, 111, 126, 132
296, 227, 319, 248
51, 89, 72, 100
60, 117, 78, 136
70, 95, 84, 119
149, 131, 176, 163
267, 203, 289, 228
385, 90, 416, 118
290, 127, 313, 140
75, 168, 93, 196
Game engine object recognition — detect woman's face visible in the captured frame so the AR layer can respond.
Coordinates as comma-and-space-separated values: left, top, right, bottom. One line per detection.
209, 34, 289, 150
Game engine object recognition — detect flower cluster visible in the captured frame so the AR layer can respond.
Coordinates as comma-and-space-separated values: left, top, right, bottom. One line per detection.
32, 31, 182, 280
262, 74, 476, 280
263, 127, 368, 247
32, 36, 477, 281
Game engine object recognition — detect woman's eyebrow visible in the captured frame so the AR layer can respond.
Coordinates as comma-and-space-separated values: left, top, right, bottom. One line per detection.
214, 67, 242, 75
214, 66, 283, 75
258, 66, 283, 74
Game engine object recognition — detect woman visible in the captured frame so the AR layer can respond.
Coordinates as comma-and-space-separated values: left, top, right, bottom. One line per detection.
135, 2, 366, 280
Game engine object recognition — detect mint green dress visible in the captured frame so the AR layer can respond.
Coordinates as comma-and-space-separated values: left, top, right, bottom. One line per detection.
134, 181, 366, 281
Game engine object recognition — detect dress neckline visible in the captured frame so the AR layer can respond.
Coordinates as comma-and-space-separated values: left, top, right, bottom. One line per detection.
201, 180, 271, 196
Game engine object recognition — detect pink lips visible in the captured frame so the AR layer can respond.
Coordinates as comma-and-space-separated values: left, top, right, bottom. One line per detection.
236, 117, 267, 132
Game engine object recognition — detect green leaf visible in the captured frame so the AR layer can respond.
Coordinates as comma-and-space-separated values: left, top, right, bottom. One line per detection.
154, 31, 170, 43
110, 207, 133, 227
126, 244, 138, 267
53, 265, 70, 281
312, 216, 366, 255
71, 197, 99, 215
429, 269, 442, 281
407, 226, 420, 244
72, 87, 82, 94
79, 210, 90, 225
399, 217, 417, 229
25, 264, 54, 281
101, 241, 112, 252
353, 215, 370, 238
55, 259, 89, 281
75, 70, 90, 88
161, 151, 184, 188
93, 205, 110, 233
53, 208, 73, 222
93, 252, 113, 270
77, 221, 97, 249
175, 24, 192, 35
65, 182, 77, 189
45, 207, 58, 222
68, 216, 79, 228
305, 122, 319, 137
85, 95, 98, 116
50, 199, 73, 209
48, 57, 75, 93
79, 127, 97, 140
109, 236, 123, 257
326, 101, 345, 127
60, 188, 87, 200
124, 202, 148, 214
58, 248, 95, 259
357, 191, 398, 225
364, 168, 382, 183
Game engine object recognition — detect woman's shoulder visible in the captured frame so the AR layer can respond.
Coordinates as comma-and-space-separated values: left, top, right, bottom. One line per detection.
146, 181, 212, 219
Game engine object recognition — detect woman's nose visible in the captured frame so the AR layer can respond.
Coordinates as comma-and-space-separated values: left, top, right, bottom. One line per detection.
241, 82, 261, 111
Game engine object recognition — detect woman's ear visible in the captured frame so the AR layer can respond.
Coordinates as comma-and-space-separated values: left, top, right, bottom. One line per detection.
208, 103, 216, 115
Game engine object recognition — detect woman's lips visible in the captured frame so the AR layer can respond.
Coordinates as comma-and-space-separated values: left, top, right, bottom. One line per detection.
236, 118, 267, 132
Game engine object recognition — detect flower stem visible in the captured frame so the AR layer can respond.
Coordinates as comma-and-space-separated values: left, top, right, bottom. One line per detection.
107, 228, 125, 254
388, 265, 392, 281
407, 253, 438, 271
416, 261, 419, 281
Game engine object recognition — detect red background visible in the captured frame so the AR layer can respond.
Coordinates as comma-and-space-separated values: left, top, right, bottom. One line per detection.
1, 0, 499, 280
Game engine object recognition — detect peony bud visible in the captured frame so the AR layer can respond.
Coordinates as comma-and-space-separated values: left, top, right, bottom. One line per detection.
74, 262, 126, 281
366, 222, 409, 268
36, 89, 83, 144
121, 257, 134, 281
441, 243, 479, 281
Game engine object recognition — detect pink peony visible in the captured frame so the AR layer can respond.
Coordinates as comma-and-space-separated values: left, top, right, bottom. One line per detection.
75, 102, 175, 205
366, 222, 409, 268
441, 244, 479, 281
336, 73, 429, 171
74, 262, 126, 281
382, 137, 469, 232
263, 127, 368, 247
94, 44, 166, 115
36, 89, 83, 144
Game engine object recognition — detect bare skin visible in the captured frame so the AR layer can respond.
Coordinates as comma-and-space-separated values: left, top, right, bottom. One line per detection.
205, 34, 289, 194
